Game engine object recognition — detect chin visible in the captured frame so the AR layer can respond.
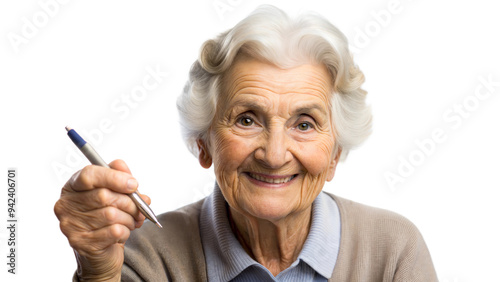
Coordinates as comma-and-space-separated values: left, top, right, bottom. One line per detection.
239, 196, 300, 222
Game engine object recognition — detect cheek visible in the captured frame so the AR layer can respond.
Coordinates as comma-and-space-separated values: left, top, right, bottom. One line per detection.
211, 129, 254, 177
211, 130, 258, 210
297, 137, 335, 176
294, 137, 335, 206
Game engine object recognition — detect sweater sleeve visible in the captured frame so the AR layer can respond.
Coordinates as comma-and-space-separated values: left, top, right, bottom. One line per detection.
121, 199, 207, 282
71, 199, 207, 282
392, 224, 438, 282
329, 195, 438, 282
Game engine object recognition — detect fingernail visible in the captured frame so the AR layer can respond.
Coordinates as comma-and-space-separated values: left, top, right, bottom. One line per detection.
127, 179, 138, 191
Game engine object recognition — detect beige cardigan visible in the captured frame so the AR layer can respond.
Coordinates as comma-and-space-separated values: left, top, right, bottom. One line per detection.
75, 193, 438, 281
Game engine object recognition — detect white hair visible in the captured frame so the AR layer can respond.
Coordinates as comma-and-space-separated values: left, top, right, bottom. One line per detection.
177, 5, 371, 161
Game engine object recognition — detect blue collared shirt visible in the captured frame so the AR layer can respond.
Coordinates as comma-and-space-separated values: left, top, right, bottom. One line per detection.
199, 187, 341, 281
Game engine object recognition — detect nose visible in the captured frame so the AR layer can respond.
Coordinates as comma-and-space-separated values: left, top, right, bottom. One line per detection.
254, 127, 293, 169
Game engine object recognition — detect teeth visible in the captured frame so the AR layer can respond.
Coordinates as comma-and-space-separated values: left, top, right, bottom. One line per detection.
249, 173, 294, 184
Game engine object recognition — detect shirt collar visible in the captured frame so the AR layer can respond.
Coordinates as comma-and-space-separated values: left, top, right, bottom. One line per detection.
297, 189, 341, 278
199, 185, 341, 281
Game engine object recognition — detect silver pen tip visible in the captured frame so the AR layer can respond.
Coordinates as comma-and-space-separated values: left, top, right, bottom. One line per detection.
156, 222, 163, 228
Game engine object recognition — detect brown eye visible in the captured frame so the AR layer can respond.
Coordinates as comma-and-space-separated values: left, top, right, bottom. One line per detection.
239, 117, 254, 126
297, 122, 311, 131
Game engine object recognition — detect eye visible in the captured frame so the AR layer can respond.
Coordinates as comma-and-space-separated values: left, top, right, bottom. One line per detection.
238, 116, 254, 127
297, 122, 312, 131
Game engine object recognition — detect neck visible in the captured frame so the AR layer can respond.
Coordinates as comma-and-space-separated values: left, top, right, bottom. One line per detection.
228, 206, 312, 276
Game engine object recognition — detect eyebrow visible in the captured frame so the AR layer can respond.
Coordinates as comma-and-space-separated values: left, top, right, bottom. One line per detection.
229, 99, 329, 117
293, 104, 329, 117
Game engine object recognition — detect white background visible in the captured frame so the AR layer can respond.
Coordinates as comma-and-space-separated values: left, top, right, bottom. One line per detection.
1, 0, 499, 281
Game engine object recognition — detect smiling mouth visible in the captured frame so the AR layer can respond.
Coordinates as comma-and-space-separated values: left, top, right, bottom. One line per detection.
247, 172, 297, 184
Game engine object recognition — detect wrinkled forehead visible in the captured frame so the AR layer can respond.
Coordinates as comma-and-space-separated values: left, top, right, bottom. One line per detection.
217, 54, 333, 110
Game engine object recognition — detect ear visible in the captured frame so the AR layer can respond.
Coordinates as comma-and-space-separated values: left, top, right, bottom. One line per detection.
197, 139, 212, 169
326, 148, 341, 182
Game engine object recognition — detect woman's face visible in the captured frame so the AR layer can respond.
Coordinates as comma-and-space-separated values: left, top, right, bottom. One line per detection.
199, 56, 340, 222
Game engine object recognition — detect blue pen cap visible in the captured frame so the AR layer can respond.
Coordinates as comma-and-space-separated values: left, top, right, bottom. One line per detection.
67, 129, 87, 148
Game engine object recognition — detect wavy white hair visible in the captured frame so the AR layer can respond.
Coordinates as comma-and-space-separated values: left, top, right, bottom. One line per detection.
177, 5, 371, 161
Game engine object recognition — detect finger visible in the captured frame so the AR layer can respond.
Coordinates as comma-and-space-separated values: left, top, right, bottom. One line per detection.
131, 193, 152, 228
67, 165, 138, 194
59, 188, 146, 222
72, 206, 136, 231
109, 159, 132, 174
94, 224, 130, 248
71, 224, 131, 257
138, 193, 151, 206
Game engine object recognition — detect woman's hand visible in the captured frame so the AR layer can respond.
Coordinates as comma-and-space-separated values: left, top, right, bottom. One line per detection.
54, 160, 151, 281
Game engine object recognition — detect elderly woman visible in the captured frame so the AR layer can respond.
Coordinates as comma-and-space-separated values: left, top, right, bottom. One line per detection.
55, 5, 437, 282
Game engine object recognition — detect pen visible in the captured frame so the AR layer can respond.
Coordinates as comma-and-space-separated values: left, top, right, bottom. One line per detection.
65, 126, 162, 228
